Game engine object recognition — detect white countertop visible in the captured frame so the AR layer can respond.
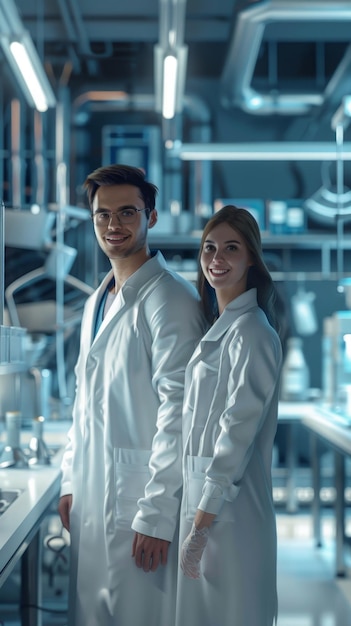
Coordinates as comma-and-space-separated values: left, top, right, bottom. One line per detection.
301, 407, 351, 456
277, 401, 351, 454
278, 401, 317, 421
0, 420, 70, 580
0, 461, 62, 576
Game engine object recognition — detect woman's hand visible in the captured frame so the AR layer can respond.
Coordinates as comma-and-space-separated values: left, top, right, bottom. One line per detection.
180, 524, 210, 579
180, 511, 215, 579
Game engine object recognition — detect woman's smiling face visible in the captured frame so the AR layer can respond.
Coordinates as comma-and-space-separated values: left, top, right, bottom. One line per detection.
200, 221, 253, 302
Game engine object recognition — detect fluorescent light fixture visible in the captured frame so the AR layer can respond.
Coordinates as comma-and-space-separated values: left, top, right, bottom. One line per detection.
155, 0, 187, 118
154, 44, 188, 118
167, 142, 351, 161
0, 31, 56, 111
162, 54, 178, 119
10, 40, 49, 111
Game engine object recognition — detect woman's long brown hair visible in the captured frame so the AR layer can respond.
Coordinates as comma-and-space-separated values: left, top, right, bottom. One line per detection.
197, 205, 279, 331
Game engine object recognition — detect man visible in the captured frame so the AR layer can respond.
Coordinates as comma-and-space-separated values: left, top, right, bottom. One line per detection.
58, 164, 206, 626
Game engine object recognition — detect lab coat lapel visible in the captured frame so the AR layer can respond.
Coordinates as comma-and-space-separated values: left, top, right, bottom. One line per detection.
84, 270, 116, 345
87, 252, 168, 345
187, 312, 233, 368
187, 289, 258, 368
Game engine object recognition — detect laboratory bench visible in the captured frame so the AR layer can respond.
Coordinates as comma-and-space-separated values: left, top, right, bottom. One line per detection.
0, 420, 70, 626
301, 407, 351, 578
276, 401, 316, 513
276, 401, 351, 578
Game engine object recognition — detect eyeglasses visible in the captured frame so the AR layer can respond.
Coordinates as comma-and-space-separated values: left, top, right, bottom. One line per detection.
92, 207, 149, 226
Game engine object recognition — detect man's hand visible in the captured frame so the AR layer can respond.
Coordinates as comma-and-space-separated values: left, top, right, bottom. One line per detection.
58, 494, 72, 532
132, 532, 170, 572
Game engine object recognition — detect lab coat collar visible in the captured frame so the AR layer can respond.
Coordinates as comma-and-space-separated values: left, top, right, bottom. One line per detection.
120, 250, 168, 292
86, 250, 167, 342
97, 249, 167, 296
187, 289, 258, 367
204, 288, 258, 341
92, 250, 166, 299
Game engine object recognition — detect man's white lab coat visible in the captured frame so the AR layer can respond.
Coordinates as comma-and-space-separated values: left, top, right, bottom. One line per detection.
60, 251, 206, 626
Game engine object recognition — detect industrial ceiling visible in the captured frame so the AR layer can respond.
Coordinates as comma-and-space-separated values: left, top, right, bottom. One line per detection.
4, 0, 351, 125
2, 0, 351, 218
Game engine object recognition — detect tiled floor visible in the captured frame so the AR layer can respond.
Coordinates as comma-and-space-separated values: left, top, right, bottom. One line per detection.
0, 511, 351, 625
276, 513, 351, 626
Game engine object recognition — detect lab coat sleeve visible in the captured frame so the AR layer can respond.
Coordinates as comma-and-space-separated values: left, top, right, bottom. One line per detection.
131, 279, 206, 541
197, 320, 281, 516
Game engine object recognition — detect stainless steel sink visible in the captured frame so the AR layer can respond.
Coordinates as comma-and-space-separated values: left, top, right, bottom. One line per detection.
0, 488, 23, 516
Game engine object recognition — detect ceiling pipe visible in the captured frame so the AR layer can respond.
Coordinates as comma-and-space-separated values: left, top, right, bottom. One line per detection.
56, 0, 81, 73
10, 98, 24, 209
72, 90, 211, 128
323, 44, 351, 111
64, 0, 98, 74
56, 0, 99, 75
168, 141, 351, 161
33, 110, 47, 208
221, 0, 351, 115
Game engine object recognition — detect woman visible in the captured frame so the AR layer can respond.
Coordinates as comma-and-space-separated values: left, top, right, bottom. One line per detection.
176, 206, 282, 626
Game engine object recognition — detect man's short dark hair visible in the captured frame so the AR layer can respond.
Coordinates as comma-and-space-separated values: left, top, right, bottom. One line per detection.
84, 164, 158, 217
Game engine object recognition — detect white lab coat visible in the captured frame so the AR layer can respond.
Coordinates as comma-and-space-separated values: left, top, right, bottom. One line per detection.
60, 251, 206, 626
176, 289, 282, 626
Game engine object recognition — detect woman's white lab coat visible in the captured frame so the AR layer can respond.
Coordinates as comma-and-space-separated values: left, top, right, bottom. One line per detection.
176, 289, 282, 626
60, 252, 206, 626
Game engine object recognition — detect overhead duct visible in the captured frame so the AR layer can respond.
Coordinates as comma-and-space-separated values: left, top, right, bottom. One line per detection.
221, 0, 351, 115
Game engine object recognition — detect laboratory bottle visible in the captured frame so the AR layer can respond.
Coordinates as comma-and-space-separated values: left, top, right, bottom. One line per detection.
280, 337, 310, 402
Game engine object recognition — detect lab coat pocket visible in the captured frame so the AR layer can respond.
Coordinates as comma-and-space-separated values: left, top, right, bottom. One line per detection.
114, 448, 151, 529
185, 455, 236, 523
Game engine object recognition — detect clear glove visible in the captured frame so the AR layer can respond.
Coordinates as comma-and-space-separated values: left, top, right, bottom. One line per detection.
180, 523, 210, 579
